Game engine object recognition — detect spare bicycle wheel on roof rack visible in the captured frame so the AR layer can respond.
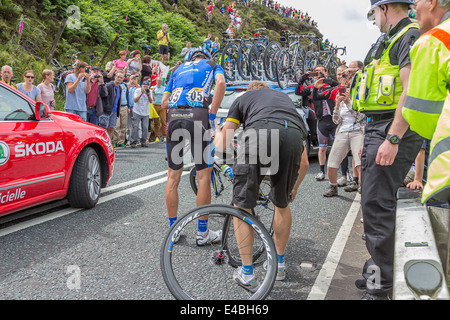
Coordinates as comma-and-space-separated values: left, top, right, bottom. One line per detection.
263, 41, 282, 82
221, 40, 239, 81
236, 39, 253, 81
248, 41, 267, 80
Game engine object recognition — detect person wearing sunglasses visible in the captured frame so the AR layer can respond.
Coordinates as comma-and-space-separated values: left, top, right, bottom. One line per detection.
17, 70, 43, 103
353, 0, 424, 300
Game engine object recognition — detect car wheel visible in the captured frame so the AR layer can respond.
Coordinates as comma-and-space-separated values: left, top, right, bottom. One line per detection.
67, 147, 102, 209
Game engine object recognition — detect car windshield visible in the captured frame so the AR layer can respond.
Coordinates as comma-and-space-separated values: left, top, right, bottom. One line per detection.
220, 90, 246, 109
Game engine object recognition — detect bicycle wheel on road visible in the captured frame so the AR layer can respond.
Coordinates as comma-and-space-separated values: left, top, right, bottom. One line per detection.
160, 204, 277, 300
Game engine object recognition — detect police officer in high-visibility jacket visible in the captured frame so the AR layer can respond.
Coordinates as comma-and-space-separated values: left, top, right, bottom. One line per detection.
402, 0, 450, 204
350, 0, 423, 300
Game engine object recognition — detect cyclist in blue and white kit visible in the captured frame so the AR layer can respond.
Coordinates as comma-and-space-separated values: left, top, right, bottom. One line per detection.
161, 46, 226, 245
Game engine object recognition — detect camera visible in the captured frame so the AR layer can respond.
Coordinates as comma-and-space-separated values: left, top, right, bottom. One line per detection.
94, 75, 101, 79
145, 88, 150, 94
85, 67, 90, 74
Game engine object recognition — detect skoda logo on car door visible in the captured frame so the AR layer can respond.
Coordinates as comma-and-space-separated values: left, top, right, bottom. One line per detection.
0, 141, 10, 166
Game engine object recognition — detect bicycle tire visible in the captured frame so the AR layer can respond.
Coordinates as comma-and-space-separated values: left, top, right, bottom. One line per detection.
248, 42, 266, 80
263, 41, 282, 82
221, 42, 238, 81
236, 45, 251, 81
160, 204, 277, 300
276, 49, 291, 89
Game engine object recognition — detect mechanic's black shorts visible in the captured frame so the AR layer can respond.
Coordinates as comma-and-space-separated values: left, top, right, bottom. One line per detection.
166, 107, 213, 171
232, 120, 305, 209
159, 45, 169, 55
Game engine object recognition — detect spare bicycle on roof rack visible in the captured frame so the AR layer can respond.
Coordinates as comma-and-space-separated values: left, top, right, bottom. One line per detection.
218, 29, 346, 88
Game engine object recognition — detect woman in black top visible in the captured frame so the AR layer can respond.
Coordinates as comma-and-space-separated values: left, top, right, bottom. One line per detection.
141, 55, 153, 85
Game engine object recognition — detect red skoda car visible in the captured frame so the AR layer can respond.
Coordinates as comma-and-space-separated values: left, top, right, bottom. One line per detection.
0, 82, 115, 217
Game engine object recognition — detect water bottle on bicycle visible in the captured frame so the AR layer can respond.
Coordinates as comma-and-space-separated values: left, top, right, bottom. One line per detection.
221, 164, 234, 179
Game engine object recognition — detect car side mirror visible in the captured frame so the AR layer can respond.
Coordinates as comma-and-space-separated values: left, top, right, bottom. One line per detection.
35, 102, 50, 120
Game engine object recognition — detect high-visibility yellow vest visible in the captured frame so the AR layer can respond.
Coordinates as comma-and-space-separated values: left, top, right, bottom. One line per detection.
402, 17, 450, 203
351, 23, 419, 113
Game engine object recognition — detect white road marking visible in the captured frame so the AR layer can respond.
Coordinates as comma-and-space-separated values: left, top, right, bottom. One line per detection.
307, 193, 361, 300
0, 171, 190, 238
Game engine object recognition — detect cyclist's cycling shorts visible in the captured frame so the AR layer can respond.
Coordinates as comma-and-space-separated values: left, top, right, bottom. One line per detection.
317, 115, 337, 148
166, 107, 214, 171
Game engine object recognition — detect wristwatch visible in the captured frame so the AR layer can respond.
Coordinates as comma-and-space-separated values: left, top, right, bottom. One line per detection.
386, 134, 402, 145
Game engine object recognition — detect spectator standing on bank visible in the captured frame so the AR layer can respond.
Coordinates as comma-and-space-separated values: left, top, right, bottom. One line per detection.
141, 55, 153, 85
203, 33, 213, 53
103, 61, 115, 83
157, 24, 171, 65
114, 51, 129, 74
206, 3, 215, 23
211, 37, 220, 56
131, 80, 152, 148
127, 50, 142, 76
18, 70, 43, 103
64, 61, 91, 121
37, 69, 56, 110
180, 42, 193, 61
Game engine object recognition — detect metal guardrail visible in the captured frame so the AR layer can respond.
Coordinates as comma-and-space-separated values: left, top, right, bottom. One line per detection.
393, 187, 449, 300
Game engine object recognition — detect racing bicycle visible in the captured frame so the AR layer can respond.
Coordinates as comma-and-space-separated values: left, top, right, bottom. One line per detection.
160, 147, 277, 299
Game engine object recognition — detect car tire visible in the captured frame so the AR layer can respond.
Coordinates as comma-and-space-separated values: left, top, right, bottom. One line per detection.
67, 147, 102, 209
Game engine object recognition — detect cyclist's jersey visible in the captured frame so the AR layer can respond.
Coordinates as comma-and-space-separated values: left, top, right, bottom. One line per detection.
164, 59, 224, 109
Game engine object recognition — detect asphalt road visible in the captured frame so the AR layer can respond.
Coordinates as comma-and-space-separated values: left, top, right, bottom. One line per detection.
0, 142, 358, 300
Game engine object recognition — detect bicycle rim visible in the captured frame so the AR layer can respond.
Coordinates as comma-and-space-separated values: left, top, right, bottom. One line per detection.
249, 42, 266, 80
221, 42, 237, 81
263, 41, 281, 82
160, 204, 277, 300
276, 50, 290, 89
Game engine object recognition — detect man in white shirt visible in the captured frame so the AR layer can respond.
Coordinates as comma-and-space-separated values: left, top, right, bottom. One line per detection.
131, 80, 152, 148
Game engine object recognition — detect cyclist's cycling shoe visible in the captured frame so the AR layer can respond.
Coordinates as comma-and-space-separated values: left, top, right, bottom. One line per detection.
233, 268, 260, 293
196, 229, 222, 246
264, 260, 286, 281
